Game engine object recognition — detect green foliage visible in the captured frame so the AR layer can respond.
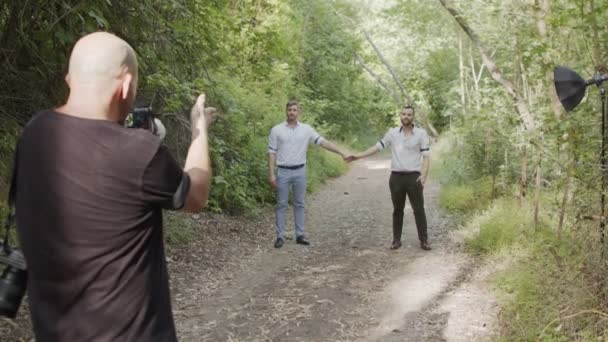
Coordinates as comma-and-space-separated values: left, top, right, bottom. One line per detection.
433, 124, 517, 195
386, 0, 608, 339
464, 199, 535, 255
0, 0, 393, 218
439, 177, 493, 214
493, 226, 608, 341
306, 148, 348, 193
163, 211, 198, 245
419, 48, 460, 133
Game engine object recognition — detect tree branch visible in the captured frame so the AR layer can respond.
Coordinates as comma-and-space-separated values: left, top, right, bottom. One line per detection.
354, 53, 401, 104
330, 4, 439, 137
439, 0, 537, 131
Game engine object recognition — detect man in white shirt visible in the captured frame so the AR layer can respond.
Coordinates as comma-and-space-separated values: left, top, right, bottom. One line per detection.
268, 100, 347, 248
349, 105, 431, 251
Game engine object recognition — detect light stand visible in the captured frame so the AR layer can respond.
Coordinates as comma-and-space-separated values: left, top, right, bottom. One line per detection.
554, 66, 608, 242
601, 83, 606, 242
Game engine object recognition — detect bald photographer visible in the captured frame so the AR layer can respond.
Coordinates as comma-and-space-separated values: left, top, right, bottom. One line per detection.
9, 31, 215, 341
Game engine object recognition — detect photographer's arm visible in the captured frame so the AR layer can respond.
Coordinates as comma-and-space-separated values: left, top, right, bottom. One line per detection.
181, 95, 214, 212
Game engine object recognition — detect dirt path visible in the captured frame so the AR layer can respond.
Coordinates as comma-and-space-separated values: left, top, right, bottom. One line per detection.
174, 154, 499, 341
0, 154, 499, 341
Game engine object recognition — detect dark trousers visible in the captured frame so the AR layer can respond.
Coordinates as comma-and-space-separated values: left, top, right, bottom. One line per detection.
389, 172, 428, 242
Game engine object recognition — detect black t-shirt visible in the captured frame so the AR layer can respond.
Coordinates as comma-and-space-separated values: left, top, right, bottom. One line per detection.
14, 110, 189, 342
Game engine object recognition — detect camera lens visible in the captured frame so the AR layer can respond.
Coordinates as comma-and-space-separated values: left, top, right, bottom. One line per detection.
0, 265, 27, 319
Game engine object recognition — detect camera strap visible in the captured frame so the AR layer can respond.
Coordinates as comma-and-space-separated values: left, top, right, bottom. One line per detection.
3, 149, 17, 254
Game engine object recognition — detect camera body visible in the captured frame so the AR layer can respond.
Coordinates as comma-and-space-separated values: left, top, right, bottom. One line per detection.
126, 107, 165, 140
126, 106, 154, 130
0, 244, 27, 319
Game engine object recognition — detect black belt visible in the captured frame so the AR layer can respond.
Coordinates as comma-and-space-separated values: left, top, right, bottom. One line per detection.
278, 164, 305, 170
391, 170, 420, 176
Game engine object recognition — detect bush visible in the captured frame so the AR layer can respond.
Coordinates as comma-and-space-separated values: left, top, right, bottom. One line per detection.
493, 226, 607, 341
163, 211, 199, 245
464, 199, 534, 255
306, 147, 348, 193
439, 176, 494, 214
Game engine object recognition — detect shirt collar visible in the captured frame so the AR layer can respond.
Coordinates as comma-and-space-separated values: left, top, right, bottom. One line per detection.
285, 120, 300, 127
399, 125, 416, 134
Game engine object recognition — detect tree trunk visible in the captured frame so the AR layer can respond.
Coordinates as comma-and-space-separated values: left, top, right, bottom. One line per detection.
469, 46, 480, 110
439, 0, 537, 132
296, 12, 309, 83
558, 173, 571, 240
589, 0, 602, 68
535, 0, 564, 119
362, 30, 439, 137
355, 53, 402, 104
504, 149, 509, 194
492, 172, 496, 199
458, 35, 466, 109
329, 5, 439, 137
521, 147, 527, 206
534, 158, 541, 229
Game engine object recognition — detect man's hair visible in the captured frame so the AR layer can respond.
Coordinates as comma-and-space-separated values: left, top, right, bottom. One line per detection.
402, 104, 415, 114
286, 100, 299, 109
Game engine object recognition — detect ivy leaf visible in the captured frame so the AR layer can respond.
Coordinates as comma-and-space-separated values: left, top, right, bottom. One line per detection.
88, 10, 109, 29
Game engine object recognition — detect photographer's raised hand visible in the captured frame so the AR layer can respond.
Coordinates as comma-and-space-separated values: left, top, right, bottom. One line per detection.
182, 94, 213, 212
204, 107, 218, 128
190, 94, 207, 138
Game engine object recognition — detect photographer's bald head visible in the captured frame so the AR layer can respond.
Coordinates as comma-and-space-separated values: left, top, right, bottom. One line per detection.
59, 31, 138, 122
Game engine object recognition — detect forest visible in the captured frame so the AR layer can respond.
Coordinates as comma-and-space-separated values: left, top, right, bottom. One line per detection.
2, 0, 608, 340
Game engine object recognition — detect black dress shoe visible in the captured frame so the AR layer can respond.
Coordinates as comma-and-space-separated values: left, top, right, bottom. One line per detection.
274, 238, 284, 248
420, 240, 431, 251
296, 236, 310, 245
390, 240, 402, 250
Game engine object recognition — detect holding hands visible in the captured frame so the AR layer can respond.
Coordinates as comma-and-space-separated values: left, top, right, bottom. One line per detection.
343, 154, 358, 163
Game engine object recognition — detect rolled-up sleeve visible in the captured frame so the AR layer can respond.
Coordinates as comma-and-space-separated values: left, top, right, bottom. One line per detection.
376, 129, 392, 150
141, 145, 190, 210
268, 127, 278, 154
420, 130, 430, 157
309, 127, 324, 145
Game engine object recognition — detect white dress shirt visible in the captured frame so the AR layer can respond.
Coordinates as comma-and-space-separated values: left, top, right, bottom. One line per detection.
376, 126, 430, 172
268, 121, 324, 166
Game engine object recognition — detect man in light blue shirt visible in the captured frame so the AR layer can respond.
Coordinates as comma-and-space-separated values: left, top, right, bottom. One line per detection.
268, 100, 347, 248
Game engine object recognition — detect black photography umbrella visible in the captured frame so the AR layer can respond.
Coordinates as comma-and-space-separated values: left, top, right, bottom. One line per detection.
554, 65, 608, 243
554, 65, 588, 111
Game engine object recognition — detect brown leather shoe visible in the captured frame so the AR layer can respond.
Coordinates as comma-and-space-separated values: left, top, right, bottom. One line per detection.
390, 240, 402, 250
420, 240, 431, 251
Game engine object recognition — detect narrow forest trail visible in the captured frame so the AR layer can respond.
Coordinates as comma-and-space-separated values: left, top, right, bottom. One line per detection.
0, 153, 500, 342
173, 154, 500, 341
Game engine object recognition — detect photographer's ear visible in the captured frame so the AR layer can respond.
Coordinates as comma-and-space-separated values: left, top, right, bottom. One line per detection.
120, 72, 136, 100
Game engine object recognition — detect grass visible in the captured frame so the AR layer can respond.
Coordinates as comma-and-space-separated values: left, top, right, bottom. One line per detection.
463, 198, 536, 255
442, 179, 608, 340
306, 145, 348, 193
431, 126, 608, 340
164, 211, 200, 245
491, 226, 607, 341
438, 177, 494, 215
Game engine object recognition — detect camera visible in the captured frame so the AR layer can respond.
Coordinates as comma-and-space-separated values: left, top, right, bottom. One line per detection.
0, 244, 27, 319
125, 106, 166, 140
126, 106, 154, 130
